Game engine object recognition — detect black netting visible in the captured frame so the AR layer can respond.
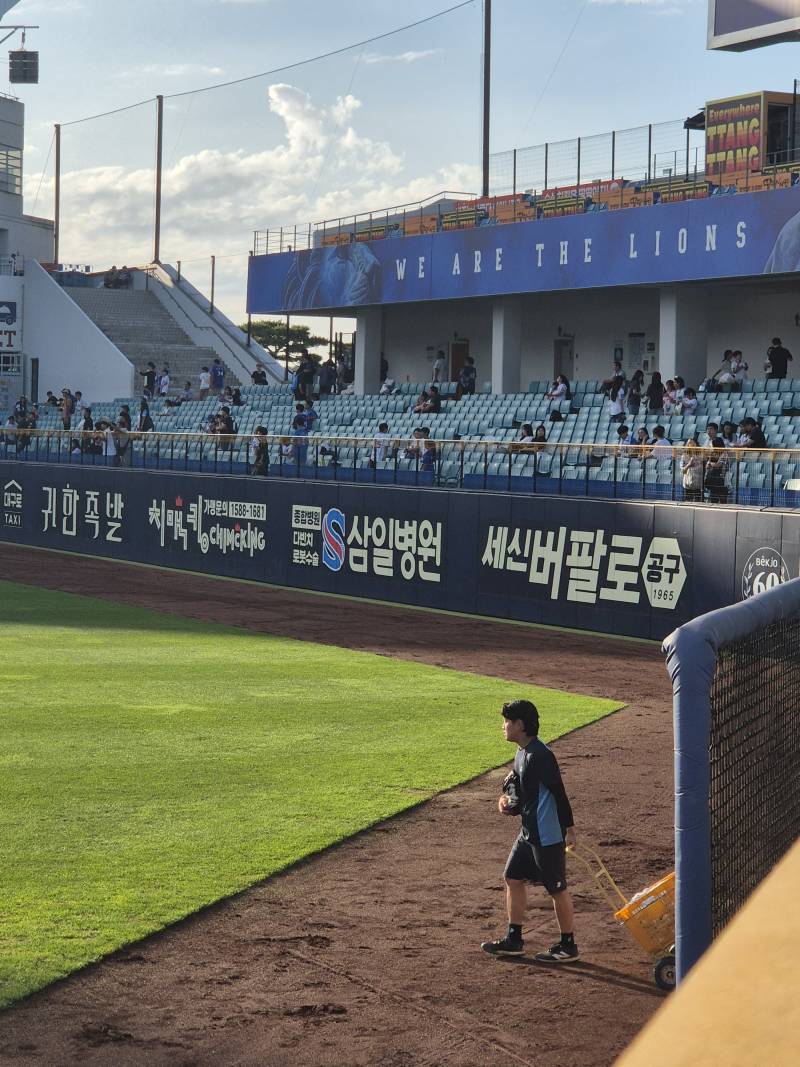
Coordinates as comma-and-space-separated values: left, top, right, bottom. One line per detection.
709, 615, 800, 935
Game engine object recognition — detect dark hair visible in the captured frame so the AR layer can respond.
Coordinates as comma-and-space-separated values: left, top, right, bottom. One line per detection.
534, 424, 547, 440
617, 423, 629, 437
501, 699, 539, 737
772, 338, 781, 346
653, 425, 665, 438
651, 371, 662, 383
378, 422, 389, 432
521, 422, 534, 437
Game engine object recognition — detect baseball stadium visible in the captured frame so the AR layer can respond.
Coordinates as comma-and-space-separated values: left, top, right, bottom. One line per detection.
0, 1, 799, 1065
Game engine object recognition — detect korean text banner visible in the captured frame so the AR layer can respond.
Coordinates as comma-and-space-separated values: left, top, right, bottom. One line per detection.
3, 464, 800, 641
247, 187, 800, 314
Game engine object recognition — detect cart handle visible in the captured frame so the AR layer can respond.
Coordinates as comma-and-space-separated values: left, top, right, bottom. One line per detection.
567, 843, 628, 909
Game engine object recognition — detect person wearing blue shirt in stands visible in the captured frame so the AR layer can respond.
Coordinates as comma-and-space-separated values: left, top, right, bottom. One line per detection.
291, 415, 308, 464
303, 400, 319, 432
210, 358, 225, 394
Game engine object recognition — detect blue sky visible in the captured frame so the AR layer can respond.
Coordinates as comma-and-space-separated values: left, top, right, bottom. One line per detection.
10, 0, 800, 320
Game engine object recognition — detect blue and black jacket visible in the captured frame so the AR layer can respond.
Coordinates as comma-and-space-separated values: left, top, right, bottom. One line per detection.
513, 737, 574, 847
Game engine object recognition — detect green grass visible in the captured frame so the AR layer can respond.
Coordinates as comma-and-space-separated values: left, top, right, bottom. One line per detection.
0, 580, 622, 1006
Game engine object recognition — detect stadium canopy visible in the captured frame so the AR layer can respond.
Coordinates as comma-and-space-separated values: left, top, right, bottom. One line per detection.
709, 1, 800, 51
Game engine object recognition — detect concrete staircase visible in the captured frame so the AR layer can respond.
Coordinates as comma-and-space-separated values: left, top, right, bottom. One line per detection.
66, 289, 242, 393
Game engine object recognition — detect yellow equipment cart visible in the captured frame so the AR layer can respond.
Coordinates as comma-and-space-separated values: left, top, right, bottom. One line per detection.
568, 843, 676, 990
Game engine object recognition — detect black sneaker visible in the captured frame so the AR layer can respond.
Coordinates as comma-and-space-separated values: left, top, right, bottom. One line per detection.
533, 941, 579, 963
481, 936, 524, 956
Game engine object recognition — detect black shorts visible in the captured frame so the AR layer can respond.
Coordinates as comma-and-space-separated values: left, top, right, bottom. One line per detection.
504, 835, 567, 895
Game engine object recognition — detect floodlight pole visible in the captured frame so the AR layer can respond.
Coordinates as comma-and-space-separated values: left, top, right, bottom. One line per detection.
153, 94, 164, 264
53, 123, 61, 265
481, 0, 492, 197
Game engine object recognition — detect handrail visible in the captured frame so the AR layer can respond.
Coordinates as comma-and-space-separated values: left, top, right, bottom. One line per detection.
141, 265, 276, 386
2, 429, 798, 509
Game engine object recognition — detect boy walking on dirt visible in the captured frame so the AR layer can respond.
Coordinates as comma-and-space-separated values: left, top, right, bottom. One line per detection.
481, 700, 579, 962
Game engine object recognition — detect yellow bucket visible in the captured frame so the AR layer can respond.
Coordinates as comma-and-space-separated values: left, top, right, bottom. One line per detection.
614, 871, 675, 957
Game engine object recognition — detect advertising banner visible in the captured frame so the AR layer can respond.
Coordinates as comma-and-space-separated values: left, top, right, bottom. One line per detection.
247, 187, 800, 314
2, 464, 799, 641
705, 94, 763, 180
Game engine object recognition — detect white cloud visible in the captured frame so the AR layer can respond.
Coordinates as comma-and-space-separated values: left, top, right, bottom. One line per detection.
29, 83, 478, 321
364, 49, 443, 64
14, 0, 85, 14
118, 63, 225, 80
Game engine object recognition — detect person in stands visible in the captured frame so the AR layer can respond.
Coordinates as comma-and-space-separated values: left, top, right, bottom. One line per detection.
650, 425, 673, 453
662, 380, 678, 413
198, 366, 211, 400
250, 425, 270, 476
432, 350, 445, 384
420, 437, 437, 474
739, 417, 767, 449
721, 421, 738, 448
681, 437, 704, 503
602, 360, 624, 395
61, 388, 76, 431
141, 362, 157, 400
251, 363, 268, 386
210, 358, 225, 394
459, 355, 477, 397
703, 422, 720, 447
182, 381, 193, 402
607, 377, 626, 423
680, 387, 698, 415
291, 414, 308, 464
295, 351, 317, 402
626, 370, 644, 417
546, 375, 571, 407
159, 367, 170, 397
766, 338, 793, 380
731, 350, 748, 385
136, 402, 154, 433
412, 389, 430, 414
704, 439, 730, 503
104, 265, 119, 289
645, 372, 665, 414
318, 356, 338, 398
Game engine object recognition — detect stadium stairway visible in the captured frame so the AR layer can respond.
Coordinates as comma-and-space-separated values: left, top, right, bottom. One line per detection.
65, 289, 241, 393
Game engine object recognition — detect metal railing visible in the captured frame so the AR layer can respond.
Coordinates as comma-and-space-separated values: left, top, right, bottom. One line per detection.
2, 430, 798, 510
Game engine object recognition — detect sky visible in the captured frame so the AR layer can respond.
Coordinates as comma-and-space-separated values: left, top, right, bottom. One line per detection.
9, 0, 800, 325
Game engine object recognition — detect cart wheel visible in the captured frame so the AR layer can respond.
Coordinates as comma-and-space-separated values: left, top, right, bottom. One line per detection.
654, 956, 676, 991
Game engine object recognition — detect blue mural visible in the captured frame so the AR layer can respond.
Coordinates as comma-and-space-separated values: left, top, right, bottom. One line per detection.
247, 187, 800, 313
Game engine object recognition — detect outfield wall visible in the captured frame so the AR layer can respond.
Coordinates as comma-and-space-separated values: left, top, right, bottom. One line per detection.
1, 463, 799, 640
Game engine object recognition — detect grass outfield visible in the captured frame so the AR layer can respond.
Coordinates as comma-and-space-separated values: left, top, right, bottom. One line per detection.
0, 580, 623, 1006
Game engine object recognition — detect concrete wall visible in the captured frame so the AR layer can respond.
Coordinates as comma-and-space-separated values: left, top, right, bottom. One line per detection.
707, 284, 800, 377
148, 263, 284, 385
22, 260, 134, 402
382, 298, 493, 384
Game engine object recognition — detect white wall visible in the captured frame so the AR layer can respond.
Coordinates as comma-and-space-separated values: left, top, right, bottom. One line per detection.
23, 260, 134, 402
383, 299, 493, 384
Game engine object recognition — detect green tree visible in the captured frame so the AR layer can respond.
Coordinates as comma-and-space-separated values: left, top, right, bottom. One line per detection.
242, 319, 329, 368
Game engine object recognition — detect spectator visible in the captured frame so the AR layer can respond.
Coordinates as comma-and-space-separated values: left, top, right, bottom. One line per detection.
103, 265, 119, 289
381, 353, 390, 382
662, 380, 678, 413
141, 362, 157, 399
136, 402, 154, 433
288, 414, 306, 463
705, 439, 729, 503
420, 437, 437, 473
96, 419, 119, 463
674, 376, 686, 402
372, 421, 392, 465
680, 387, 698, 414
13, 395, 28, 420
519, 422, 535, 444
250, 426, 269, 476
198, 366, 211, 400
533, 424, 547, 445
61, 388, 75, 431
76, 406, 93, 434
626, 370, 644, 416
404, 427, 426, 460
713, 350, 735, 390
69, 438, 83, 458
231, 387, 243, 407
3, 412, 16, 446
379, 377, 397, 396
458, 355, 477, 397
703, 422, 720, 447
44, 390, 59, 407
296, 350, 317, 402
304, 399, 319, 431
158, 367, 170, 397
318, 356, 338, 398
181, 381, 193, 402
602, 359, 624, 395
616, 423, 637, 446
739, 417, 767, 449
412, 389, 430, 414
251, 364, 268, 386
221, 386, 235, 406
731, 350, 748, 384
117, 405, 132, 431
280, 435, 295, 463
432, 350, 445, 384
210, 358, 225, 394
721, 421, 738, 448
118, 266, 132, 288
645, 372, 665, 414
636, 426, 650, 449
546, 375, 571, 406
650, 425, 673, 452
766, 337, 793, 380
293, 402, 308, 430
607, 377, 626, 423
424, 386, 442, 414
681, 437, 704, 503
